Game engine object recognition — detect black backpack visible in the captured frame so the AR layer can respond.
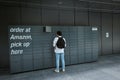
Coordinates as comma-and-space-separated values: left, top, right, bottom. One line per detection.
56, 37, 65, 48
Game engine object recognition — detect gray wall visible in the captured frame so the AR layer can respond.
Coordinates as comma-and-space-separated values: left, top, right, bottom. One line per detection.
0, 0, 120, 69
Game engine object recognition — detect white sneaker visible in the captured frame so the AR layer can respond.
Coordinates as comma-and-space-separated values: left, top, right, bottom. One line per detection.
62, 69, 65, 72
54, 69, 59, 73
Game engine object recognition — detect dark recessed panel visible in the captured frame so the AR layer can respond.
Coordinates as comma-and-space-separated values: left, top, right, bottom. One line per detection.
6, 7, 20, 25
60, 9, 74, 25
75, 10, 88, 26
42, 7, 59, 25
89, 12, 101, 26
21, 7, 41, 25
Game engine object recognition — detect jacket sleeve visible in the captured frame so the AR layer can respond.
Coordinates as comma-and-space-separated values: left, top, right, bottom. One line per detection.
53, 37, 58, 47
63, 38, 66, 47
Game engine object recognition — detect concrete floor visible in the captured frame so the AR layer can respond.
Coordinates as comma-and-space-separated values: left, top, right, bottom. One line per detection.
1, 54, 120, 80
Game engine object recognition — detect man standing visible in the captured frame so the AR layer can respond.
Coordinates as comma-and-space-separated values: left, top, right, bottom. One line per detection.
53, 31, 66, 72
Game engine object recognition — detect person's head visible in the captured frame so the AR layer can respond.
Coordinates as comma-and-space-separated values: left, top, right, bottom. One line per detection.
56, 31, 62, 36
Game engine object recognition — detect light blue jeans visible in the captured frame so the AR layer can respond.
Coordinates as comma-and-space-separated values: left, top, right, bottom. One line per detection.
55, 53, 65, 70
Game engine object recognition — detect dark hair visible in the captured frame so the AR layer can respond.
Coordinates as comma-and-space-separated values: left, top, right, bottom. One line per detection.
57, 31, 62, 36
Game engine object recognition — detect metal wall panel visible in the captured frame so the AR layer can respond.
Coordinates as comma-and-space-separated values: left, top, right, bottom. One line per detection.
89, 12, 101, 55
89, 12, 101, 26
113, 14, 120, 54
59, 9, 74, 25
75, 10, 88, 26
42, 7, 59, 25
102, 13, 112, 55
21, 7, 41, 25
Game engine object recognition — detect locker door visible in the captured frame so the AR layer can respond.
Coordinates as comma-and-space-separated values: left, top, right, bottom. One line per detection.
33, 26, 44, 70
69, 27, 78, 64
84, 27, 92, 62
61, 27, 70, 65
22, 27, 33, 72
77, 27, 85, 63
43, 33, 53, 68
92, 27, 99, 61
10, 55, 22, 73
22, 55, 33, 71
